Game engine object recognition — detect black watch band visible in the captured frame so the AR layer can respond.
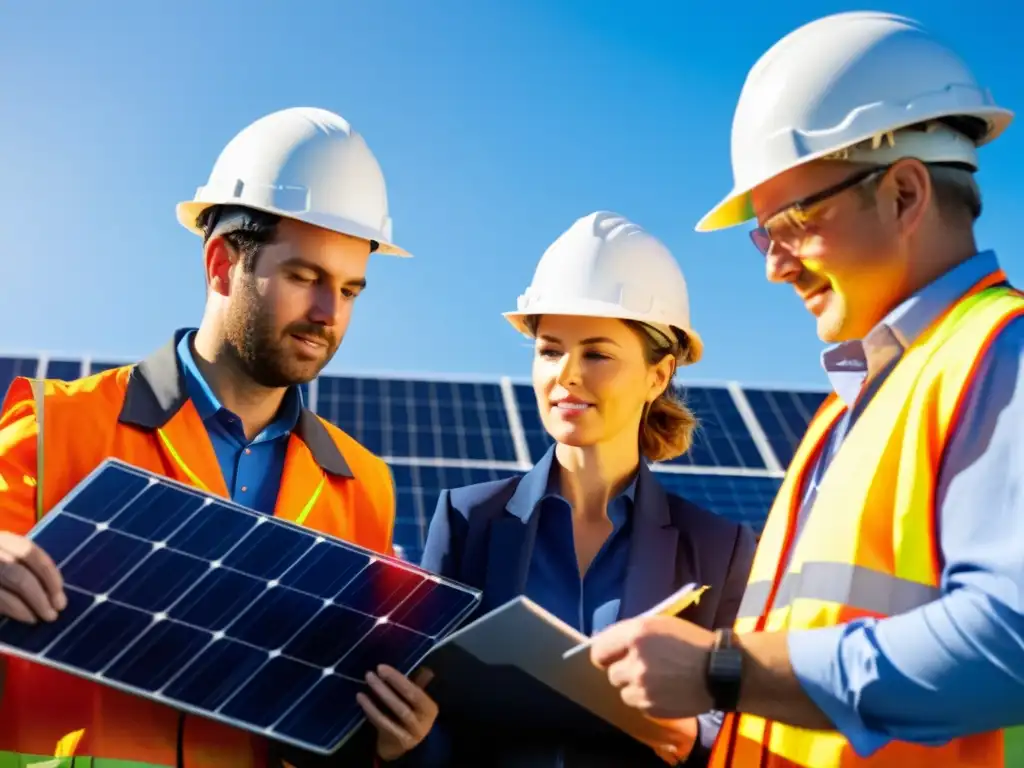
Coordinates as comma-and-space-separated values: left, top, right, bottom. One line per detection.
705, 628, 743, 712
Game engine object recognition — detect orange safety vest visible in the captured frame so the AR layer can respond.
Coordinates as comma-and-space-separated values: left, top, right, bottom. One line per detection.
0, 334, 396, 768
709, 273, 1024, 768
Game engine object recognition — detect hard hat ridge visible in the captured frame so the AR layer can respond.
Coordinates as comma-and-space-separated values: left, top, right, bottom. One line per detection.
176, 106, 410, 256
505, 211, 704, 364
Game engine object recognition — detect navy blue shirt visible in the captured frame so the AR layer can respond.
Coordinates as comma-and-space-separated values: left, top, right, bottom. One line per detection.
512, 448, 637, 636
175, 331, 301, 514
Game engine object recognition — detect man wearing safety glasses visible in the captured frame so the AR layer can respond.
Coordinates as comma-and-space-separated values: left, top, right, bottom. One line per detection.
586, 11, 1024, 768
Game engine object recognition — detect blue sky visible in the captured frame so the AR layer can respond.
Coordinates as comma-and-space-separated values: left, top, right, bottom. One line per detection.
1, 1, 1020, 389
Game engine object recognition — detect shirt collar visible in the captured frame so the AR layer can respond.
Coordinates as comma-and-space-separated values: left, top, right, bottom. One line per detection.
175, 330, 302, 439
506, 444, 637, 523
821, 250, 1002, 405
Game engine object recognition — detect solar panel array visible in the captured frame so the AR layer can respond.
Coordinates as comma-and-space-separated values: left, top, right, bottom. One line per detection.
0, 354, 830, 563
0, 460, 480, 754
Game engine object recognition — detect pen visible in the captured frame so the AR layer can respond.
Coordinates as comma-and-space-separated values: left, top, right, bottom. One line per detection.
561, 584, 709, 659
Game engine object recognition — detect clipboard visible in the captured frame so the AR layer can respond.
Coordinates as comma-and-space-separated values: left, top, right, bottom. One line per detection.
421, 583, 709, 747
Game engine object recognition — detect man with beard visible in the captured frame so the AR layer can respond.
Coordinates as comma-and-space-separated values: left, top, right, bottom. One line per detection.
0, 107, 438, 767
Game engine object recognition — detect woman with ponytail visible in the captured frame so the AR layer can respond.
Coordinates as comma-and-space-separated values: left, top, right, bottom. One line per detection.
417, 212, 757, 767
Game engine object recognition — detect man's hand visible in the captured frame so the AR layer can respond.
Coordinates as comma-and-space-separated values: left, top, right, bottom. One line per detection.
0, 532, 65, 623
590, 615, 716, 719
357, 665, 438, 762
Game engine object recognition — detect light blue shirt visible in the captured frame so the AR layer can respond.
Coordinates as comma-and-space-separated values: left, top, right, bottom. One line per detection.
175, 331, 301, 514
786, 250, 1024, 754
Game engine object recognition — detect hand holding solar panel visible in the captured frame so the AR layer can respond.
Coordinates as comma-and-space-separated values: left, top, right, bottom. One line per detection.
0, 459, 481, 756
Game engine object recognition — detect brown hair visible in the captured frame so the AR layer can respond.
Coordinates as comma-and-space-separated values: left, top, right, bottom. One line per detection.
625, 320, 699, 463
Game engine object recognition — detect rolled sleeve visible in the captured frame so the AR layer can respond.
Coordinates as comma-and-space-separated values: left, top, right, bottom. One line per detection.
787, 317, 1024, 755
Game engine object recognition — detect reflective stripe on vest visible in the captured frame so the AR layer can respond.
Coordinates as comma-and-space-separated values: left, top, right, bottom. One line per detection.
736, 561, 942, 620
709, 276, 1024, 768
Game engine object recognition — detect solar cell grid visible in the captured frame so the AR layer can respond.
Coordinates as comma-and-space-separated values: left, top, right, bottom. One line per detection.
317, 376, 518, 462
653, 471, 782, 533
44, 359, 83, 381
743, 388, 829, 467
0, 460, 481, 754
390, 463, 525, 563
0, 356, 37, 401
513, 383, 767, 470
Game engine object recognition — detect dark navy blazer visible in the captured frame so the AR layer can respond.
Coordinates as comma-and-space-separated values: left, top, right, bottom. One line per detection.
412, 453, 757, 767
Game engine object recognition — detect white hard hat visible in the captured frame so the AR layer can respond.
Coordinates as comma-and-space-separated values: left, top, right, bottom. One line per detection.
177, 107, 409, 256
697, 11, 1013, 232
504, 211, 703, 364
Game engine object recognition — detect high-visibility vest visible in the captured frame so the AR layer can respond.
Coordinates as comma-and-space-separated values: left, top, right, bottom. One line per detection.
0, 342, 396, 767
709, 273, 1024, 768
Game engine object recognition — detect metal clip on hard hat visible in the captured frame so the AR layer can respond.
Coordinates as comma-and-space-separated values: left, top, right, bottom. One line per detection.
504, 211, 704, 364
697, 11, 1014, 233
176, 107, 410, 257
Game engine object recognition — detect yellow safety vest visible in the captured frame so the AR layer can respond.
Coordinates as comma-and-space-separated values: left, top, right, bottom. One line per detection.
709, 272, 1024, 768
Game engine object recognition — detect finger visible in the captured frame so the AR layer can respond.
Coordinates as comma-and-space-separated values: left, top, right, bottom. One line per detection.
0, 534, 64, 613
619, 684, 651, 712
653, 745, 681, 766
19, 544, 65, 609
0, 561, 57, 621
366, 672, 418, 729
357, 692, 414, 750
606, 658, 633, 689
588, 622, 634, 669
377, 665, 435, 711
0, 588, 38, 624
412, 666, 435, 688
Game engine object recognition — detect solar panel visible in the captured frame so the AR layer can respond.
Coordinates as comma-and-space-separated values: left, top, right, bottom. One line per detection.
0, 460, 481, 755
87, 360, 123, 375
317, 376, 518, 462
742, 388, 829, 467
513, 383, 766, 470
0, 356, 38, 402
44, 359, 84, 381
390, 464, 525, 563
653, 472, 782, 533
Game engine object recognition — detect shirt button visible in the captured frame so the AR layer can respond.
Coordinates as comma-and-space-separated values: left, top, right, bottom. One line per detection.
241, 486, 248, 492
244, 449, 252, 455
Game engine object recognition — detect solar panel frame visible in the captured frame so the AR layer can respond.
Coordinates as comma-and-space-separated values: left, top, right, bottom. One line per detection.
0, 459, 482, 755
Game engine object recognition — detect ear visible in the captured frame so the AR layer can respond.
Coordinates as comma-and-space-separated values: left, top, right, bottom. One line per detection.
203, 236, 236, 297
884, 159, 932, 237
648, 354, 676, 403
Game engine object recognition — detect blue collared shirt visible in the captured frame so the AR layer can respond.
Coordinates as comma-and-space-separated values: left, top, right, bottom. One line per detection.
511, 447, 637, 636
175, 331, 301, 514
786, 251, 1024, 754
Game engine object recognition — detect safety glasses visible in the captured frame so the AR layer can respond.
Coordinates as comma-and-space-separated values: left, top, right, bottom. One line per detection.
749, 165, 891, 256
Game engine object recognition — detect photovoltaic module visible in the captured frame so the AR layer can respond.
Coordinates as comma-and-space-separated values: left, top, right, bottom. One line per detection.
0, 459, 481, 754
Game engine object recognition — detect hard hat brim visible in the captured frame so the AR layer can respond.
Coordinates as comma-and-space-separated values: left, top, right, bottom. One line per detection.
695, 105, 1015, 233
175, 200, 412, 257
504, 303, 704, 365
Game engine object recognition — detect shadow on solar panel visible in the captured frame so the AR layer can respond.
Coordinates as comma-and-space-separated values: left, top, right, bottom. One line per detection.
0, 459, 482, 755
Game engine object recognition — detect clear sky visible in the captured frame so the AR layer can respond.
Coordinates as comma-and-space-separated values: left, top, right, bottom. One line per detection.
1, 0, 1020, 390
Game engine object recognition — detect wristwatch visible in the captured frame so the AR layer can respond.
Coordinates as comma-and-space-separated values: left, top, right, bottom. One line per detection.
705, 628, 743, 711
